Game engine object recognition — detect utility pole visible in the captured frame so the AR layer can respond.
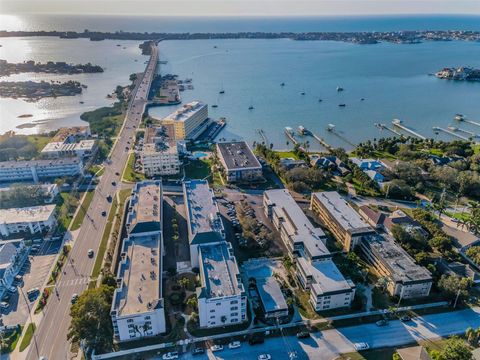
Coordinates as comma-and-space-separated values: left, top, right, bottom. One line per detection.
453, 288, 461, 309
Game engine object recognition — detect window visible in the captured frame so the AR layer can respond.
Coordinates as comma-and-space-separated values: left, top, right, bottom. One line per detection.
210, 309, 215, 313
231, 306, 238, 311
216, 303, 221, 306
231, 312, 238, 317
231, 318, 238, 323
127, 319, 134, 323
230, 300, 238, 304
210, 315, 215, 319
145, 316, 151, 320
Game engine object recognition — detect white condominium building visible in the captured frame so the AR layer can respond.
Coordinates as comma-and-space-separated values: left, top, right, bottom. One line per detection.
359, 234, 432, 299
263, 189, 356, 312
140, 127, 181, 177
0, 204, 57, 237
0, 158, 84, 183
160, 101, 209, 140
183, 180, 225, 268
216, 141, 263, 183
197, 241, 247, 328
40, 139, 96, 159
111, 181, 166, 342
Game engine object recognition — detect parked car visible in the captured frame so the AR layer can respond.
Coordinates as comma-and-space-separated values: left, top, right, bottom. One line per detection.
87, 249, 94, 258
210, 344, 223, 352
71, 294, 79, 304
7, 286, 16, 293
296, 331, 310, 339
162, 352, 178, 360
258, 355, 271, 360
228, 341, 241, 349
14, 275, 23, 284
376, 319, 388, 327
0, 302, 9, 310
191, 347, 205, 355
354, 342, 370, 351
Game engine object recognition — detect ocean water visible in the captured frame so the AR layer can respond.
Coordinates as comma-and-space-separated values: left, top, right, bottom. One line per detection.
1, 15, 480, 149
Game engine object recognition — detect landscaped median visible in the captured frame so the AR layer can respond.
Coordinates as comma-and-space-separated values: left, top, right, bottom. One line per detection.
19, 323, 36, 352
71, 190, 95, 231
122, 152, 145, 183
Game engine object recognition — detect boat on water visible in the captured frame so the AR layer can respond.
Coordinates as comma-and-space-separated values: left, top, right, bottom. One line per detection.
298, 126, 308, 135
454, 114, 465, 121
219, 90, 225, 94
79, 101, 84, 104
327, 124, 336, 131
212, 104, 218, 108
248, 106, 254, 110
337, 86, 344, 92
338, 103, 346, 107
318, 99, 323, 102
361, 98, 365, 101
301, 92, 306, 95
281, 82, 285, 86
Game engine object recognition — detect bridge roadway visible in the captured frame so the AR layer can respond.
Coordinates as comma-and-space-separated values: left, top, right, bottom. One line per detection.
24, 44, 159, 360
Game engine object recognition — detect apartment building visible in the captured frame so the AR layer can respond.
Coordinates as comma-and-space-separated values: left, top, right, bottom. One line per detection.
0, 240, 28, 299
0, 183, 59, 204
0, 158, 84, 183
264, 189, 355, 312
183, 180, 225, 268
216, 141, 263, 183
197, 241, 247, 328
0, 204, 56, 237
359, 234, 432, 299
40, 139, 96, 159
111, 181, 166, 342
140, 127, 181, 177
310, 191, 376, 251
159, 101, 209, 140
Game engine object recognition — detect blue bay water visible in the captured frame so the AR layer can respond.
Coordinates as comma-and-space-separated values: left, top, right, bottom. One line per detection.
1, 15, 480, 149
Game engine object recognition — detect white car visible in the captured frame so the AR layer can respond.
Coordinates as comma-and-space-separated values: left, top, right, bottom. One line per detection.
228, 341, 241, 349
210, 344, 223, 352
354, 342, 370, 351
162, 352, 178, 360
258, 355, 271, 360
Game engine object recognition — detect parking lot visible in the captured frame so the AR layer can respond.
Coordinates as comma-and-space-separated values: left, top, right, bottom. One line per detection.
1, 239, 61, 326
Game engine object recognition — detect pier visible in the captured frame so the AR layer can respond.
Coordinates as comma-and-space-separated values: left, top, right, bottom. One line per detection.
256, 128, 269, 144
455, 115, 480, 129
375, 123, 403, 136
392, 119, 426, 140
449, 126, 477, 138
433, 127, 471, 141
310, 131, 333, 151
284, 128, 307, 152
327, 126, 357, 148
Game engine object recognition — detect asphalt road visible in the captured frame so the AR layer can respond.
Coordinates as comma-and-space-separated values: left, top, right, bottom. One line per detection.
25, 44, 159, 360
170, 307, 480, 360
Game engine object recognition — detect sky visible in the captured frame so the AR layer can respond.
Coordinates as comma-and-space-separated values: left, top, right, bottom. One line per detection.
1, 0, 480, 16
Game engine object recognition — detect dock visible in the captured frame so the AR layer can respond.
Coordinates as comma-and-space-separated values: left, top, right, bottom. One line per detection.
256, 129, 269, 144
327, 127, 356, 148
310, 132, 333, 151
284, 128, 306, 152
455, 116, 480, 129
392, 119, 426, 140
449, 126, 477, 138
433, 127, 470, 141
375, 123, 403, 137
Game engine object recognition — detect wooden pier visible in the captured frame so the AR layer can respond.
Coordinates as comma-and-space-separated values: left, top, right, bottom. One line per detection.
375, 123, 403, 136
433, 127, 470, 141
455, 116, 480, 129
310, 132, 333, 151
392, 119, 426, 140
256, 128, 269, 144
284, 128, 306, 152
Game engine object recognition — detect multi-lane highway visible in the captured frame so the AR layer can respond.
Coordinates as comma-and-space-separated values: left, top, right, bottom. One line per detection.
24, 43, 159, 360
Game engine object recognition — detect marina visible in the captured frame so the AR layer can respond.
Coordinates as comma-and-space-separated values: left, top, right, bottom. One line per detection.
392, 119, 427, 140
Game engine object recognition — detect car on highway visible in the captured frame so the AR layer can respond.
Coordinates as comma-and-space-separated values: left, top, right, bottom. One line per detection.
228, 341, 241, 349
71, 294, 79, 304
162, 352, 178, 360
296, 331, 310, 339
376, 319, 388, 327
107, 195, 113, 202
192, 347, 205, 355
354, 342, 370, 351
88, 249, 94, 258
115, 172, 120, 176
258, 354, 271, 360
101, 210, 107, 217
210, 344, 223, 352
112, 181, 117, 186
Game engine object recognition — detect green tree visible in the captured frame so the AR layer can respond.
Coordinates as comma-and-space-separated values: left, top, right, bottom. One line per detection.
67, 285, 115, 354
179, 277, 191, 290
437, 336, 472, 360
186, 296, 198, 310
437, 274, 471, 301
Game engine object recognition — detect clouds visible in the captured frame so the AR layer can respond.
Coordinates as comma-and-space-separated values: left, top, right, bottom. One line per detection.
1, 0, 479, 16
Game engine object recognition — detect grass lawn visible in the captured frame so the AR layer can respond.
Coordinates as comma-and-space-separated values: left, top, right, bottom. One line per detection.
473, 144, 480, 154
337, 348, 396, 360
122, 152, 145, 182
296, 288, 321, 320
57, 191, 81, 231
184, 159, 211, 180
71, 190, 95, 231
19, 323, 36, 352
91, 194, 118, 279
27, 134, 51, 153
275, 151, 299, 159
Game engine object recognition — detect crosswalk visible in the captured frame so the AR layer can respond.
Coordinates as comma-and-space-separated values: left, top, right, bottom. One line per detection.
57, 278, 90, 287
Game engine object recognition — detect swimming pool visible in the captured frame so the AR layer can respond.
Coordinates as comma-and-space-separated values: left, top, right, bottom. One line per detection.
193, 151, 208, 159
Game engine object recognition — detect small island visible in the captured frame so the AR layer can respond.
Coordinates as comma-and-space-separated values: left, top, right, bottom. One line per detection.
0, 59, 103, 77
435, 66, 480, 81
0, 80, 84, 101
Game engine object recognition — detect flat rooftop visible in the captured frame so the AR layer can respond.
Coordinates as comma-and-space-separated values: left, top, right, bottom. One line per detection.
256, 277, 288, 313
114, 233, 163, 316
126, 181, 162, 235
217, 141, 262, 170
183, 180, 224, 242
297, 257, 354, 296
165, 101, 206, 122
265, 189, 328, 258
312, 191, 373, 234
0, 204, 56, 224
199, 242, 243, 299
0, 158, 82, 169
363, 234, 432, 283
